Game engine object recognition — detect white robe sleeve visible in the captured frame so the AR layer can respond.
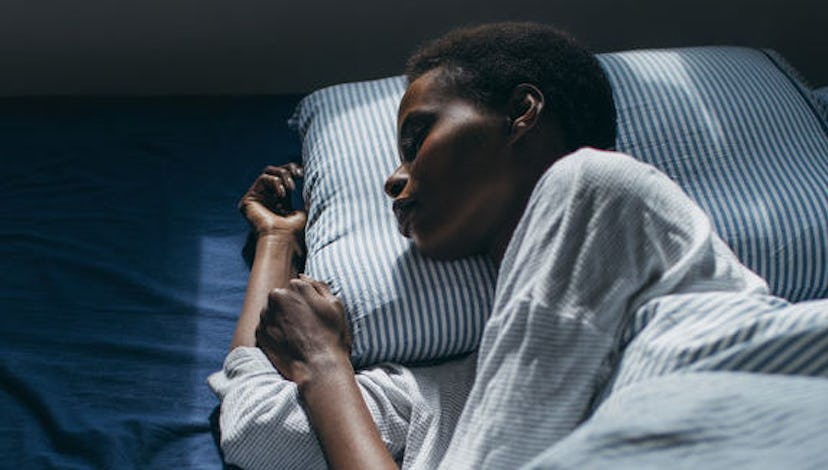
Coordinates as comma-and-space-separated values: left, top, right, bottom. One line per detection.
208, 347, 413, 470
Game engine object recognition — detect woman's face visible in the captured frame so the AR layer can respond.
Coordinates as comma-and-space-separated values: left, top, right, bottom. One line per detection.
385, 69, 515, 259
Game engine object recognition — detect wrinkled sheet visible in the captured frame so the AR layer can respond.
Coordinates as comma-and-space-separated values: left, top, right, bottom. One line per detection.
0, 95, 302, 469
527, 372, 828, 469
439, 149, 828, 469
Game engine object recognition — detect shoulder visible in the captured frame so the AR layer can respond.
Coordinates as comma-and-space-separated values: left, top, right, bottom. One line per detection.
545, 147, 658, 186
537, 147, 679, 202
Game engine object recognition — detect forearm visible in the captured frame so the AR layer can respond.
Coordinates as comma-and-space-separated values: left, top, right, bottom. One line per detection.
231, 234, 300, 349
299, 355, 398, 470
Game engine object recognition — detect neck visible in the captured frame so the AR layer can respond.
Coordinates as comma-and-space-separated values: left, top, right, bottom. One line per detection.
485, 167, 544, 267
487, 209, 523, 267
486, 132, 569, 266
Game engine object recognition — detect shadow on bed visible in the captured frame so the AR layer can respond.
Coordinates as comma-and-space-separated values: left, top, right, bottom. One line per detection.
0, 95, 301, 468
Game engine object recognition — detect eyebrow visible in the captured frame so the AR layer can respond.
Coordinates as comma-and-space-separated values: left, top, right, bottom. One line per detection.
398, 109, 436, 138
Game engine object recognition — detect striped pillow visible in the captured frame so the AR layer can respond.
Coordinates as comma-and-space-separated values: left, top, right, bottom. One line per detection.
814, 86, 828, 116
289, 77, 496, 367
290, 46, 828, 366
601, 47, 828, 301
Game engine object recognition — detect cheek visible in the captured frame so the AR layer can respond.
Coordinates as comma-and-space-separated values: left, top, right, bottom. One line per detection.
413, 188, 494, 257
407, 117, 509, 254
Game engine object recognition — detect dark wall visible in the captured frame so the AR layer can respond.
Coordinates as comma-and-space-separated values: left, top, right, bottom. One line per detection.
1, 0, 825, 96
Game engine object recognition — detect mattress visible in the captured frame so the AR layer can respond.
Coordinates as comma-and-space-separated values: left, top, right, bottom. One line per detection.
0, 95, 302, 469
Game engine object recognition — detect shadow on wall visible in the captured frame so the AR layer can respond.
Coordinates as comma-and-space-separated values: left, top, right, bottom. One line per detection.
0, 0, 825, 95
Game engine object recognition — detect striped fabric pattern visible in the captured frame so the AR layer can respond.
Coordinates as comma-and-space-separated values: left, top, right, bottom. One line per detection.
764, 50, 828, 125
608, 293, 828, 398
290, 46, 828, 366
814, 86, 828, 118
601, 47, 828, 301
289, 77, 496, 367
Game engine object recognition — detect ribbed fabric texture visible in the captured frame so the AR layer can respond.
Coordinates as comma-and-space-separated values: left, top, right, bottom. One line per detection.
526, 373, 828, 469
208, 347, 476, 470
289, 46, 828, 368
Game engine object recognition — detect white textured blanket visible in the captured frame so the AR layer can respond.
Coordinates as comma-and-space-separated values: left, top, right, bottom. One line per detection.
438, 148, 827, 468
209, 148, 828, 469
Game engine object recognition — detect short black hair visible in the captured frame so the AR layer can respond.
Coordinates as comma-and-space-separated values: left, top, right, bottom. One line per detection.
405, 22, 617, 152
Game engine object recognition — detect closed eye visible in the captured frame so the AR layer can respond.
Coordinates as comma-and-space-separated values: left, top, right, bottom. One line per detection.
398, 111, 435, 163
400, 127, 428, 162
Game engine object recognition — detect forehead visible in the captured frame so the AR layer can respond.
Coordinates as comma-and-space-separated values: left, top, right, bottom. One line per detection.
397, 69, 458, 126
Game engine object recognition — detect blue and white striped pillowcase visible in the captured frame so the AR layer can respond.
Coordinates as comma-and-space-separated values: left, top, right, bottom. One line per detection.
599, 46, 828, 302
289, 46, 828, 366
815, 87, 828, 116
290, 77, 496, 367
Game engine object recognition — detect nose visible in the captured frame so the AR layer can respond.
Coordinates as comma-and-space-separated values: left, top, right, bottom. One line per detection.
384, 165, 409, 199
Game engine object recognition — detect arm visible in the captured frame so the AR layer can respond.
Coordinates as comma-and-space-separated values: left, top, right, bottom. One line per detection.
222, 163, 400, 468
231, 163, 306, 349
256, 277, 399, 470
232, 234, 299, 349
208, 347, 412, 470
299, 353, 399, 470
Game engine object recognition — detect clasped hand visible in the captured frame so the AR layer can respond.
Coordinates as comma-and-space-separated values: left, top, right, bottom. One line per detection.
238, 162, 307, 238
256, 275, 352, 385
239, 163, 352, 384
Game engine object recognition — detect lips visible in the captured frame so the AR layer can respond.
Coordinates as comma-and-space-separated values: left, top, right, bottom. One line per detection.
392, 198, 418, 237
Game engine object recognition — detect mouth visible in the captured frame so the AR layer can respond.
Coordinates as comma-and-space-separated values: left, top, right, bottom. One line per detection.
392, 198, 418, 237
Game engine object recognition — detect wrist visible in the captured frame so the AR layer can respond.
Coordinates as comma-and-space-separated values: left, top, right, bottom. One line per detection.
295, 351, 354, 394
256, 229, 299, 243
255, 231, 301, 254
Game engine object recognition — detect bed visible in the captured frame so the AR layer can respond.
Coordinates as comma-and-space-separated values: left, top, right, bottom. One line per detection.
0, 96, 303, 468
2, 46, 827, 469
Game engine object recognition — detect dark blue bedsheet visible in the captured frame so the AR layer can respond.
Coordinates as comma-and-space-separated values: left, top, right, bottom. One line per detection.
0, 95, 302, 469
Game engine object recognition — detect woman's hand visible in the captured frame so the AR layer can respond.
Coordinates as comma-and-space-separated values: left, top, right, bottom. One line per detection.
256, 276, 398, 470
256, 274, 352, 386
231, 163, 307, 350
239, 163, 306, 238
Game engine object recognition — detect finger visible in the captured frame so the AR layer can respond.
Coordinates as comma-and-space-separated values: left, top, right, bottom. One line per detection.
255, 321, 283, 350
262, 174, 287, 199
298, 274, 322, 295
262, 165, 283, 176
289, 277, 320, 300
285, 162, 304, 178
276, 166, 296, 191
267, 287, 293, 314
300, 274, 332, 297
264, 166, 296, 191
237, 195, 250, 214
245, 174, 283, 207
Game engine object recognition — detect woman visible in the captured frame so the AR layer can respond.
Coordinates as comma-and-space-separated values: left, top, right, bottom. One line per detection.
214, 23, 827, 469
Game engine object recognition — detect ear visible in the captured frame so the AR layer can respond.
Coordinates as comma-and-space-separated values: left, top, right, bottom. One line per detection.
507, 83, 545, 144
